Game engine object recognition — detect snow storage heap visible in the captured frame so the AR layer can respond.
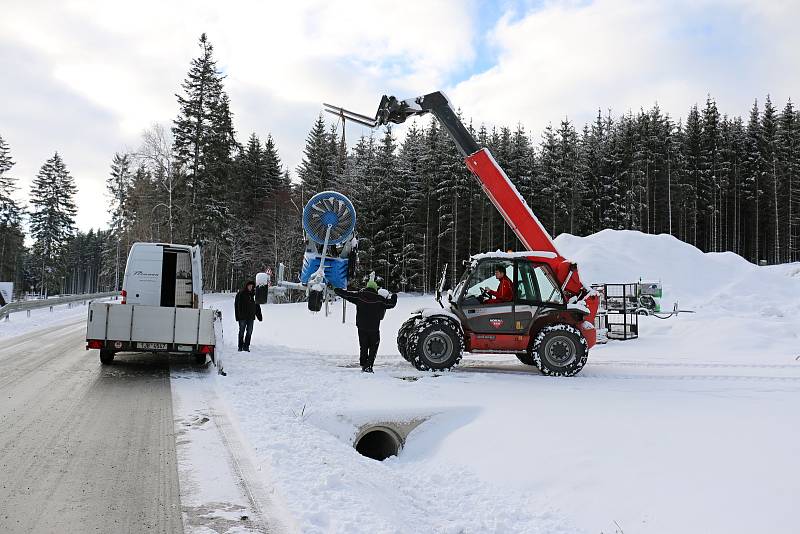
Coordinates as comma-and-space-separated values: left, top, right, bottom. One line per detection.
554, 229, 800, 317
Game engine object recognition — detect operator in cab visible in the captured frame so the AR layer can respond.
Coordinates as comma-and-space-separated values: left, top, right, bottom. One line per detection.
482, 264, 513, 303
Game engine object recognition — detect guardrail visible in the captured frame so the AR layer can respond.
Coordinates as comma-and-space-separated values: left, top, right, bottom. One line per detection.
0, 291, 119, 321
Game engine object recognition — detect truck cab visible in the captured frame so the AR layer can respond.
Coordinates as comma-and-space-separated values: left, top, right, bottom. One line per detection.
452, 255, 568, 352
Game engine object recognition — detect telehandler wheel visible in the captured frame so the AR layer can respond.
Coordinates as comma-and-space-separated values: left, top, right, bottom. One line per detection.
531, 324, 588, 377
515, 352, 536, 366
407, 317, 463, 371
99, 349, 115, 365
396, 316, 418, 362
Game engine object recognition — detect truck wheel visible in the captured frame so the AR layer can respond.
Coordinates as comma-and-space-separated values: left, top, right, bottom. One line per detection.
515, 352, 536, 366
407, 317, 463, 371
532, 324, 588, 377
99, 350, 115, 365
194, 353, 207, 365
396, 316, 418, 362
308, 289, 323, 312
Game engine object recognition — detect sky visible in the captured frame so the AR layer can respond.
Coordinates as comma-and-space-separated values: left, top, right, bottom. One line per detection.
1, 0, 799, 232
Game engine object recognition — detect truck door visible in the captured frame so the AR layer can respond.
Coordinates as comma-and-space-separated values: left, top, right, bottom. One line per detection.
123, 244, 163, 305
513, 260, 538, 334
460, 260, 515, 334
160, 248, 193, 308
513, 261, 565, 331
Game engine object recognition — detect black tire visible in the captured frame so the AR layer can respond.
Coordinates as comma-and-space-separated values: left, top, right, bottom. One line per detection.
194, 353, 207, 364
531, 324, 588, 377
308, 289, 323, 312
516, 352, 536, 366
396, 316, 418, 362
406, 317, 463, 371
99, 349, 115, 365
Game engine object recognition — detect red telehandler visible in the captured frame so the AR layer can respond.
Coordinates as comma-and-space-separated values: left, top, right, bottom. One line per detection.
325, 92, 599, 376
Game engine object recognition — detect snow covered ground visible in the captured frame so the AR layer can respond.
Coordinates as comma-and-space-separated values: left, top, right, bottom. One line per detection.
0, 297, 110, 339
195, 230, 800, 534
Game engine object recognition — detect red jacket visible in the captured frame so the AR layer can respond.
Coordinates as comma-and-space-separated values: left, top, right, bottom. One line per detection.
487, 276, 513, 303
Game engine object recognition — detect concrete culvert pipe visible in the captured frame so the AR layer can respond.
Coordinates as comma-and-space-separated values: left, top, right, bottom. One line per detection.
354, 426, 402, 461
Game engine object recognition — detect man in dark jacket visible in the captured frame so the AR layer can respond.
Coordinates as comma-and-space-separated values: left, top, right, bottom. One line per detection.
334, 279, 397, 372
234, 280, 262, 351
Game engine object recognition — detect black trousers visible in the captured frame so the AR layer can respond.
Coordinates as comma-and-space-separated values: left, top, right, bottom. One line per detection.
238, 320, 254, 349
358, 329, 380, 369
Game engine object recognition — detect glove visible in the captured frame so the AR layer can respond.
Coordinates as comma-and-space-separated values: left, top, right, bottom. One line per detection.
378, 288, 391, 298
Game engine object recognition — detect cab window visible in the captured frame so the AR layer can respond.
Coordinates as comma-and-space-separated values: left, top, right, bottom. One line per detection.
515, 261, 564, 305
464, 261, 512, 299
534, 265, 563, 304
515, 261, 537, 303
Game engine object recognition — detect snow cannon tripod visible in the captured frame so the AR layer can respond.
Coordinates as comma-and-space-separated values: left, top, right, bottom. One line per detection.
325, 92, 600, 376
277, 191, 358, 313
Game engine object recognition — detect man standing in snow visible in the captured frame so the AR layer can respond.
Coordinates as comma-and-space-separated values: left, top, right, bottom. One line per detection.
334, 278, 397, 373
235, 280, 262, 352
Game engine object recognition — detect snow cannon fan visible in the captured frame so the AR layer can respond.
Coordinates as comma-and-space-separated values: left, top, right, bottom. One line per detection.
300, 191, 358, 312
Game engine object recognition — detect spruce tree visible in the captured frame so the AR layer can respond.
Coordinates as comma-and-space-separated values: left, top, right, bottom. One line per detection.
29, 153, 77, 295
0, 135, 24, 285
778, 100, 799, 260
172, 33, 231, 240
107, 152, 132, 290
297, 115, 337, 201
761, 96, 780, 262
742, 100, 763, 262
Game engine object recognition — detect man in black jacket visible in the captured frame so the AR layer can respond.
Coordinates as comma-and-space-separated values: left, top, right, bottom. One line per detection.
234, 280, 262, 351
334, 279, 397, 372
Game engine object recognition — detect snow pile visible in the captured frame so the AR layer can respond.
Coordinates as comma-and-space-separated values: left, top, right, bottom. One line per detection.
555, 229, 800, 315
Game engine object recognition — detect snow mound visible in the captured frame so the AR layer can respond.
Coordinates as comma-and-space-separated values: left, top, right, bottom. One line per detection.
554, 229, 800, 315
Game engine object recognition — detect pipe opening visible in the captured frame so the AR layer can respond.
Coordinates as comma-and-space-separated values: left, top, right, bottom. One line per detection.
354, 427, 401, 461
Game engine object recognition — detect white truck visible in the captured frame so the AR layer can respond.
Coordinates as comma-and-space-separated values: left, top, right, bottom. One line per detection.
86, 242, 223, 370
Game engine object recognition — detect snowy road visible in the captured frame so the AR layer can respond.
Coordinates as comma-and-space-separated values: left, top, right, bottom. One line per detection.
0, 317, 278, 534
0, 317, 183, 533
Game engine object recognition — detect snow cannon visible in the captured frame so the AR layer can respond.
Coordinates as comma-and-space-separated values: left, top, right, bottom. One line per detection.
298, 191, 358, 312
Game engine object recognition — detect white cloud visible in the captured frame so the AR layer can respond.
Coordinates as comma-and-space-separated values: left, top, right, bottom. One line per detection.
0, 0, 477, 231
450, 0, 800, 139
1, 0, 798, 234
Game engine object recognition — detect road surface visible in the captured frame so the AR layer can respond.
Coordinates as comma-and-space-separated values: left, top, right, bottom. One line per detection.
0, 317, 183, 533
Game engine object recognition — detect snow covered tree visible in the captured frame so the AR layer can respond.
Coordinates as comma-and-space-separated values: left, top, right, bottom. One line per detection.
297, 115, 338, 201
778, 100, 799, 261
761, 96, 781, 263
107, 152, 132, 290
29, 153, 77, 295
0, 134, 25, 286
172, 33, 234, 241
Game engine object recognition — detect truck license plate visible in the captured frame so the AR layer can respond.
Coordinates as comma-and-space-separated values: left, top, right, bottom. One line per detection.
137, 342, 168, 350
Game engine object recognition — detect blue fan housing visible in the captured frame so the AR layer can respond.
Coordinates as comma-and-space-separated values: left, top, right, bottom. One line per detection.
302, 191, 356, 246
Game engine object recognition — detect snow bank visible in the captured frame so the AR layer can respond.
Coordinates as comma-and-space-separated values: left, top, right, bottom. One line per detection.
0, 299, 101, 339
555, 229, 800, 315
